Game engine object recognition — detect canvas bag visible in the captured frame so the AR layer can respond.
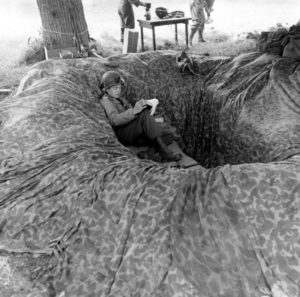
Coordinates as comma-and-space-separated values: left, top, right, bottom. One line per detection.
283, 37, 300, 60
282, 25, 300, 60
257, 29, 288, 55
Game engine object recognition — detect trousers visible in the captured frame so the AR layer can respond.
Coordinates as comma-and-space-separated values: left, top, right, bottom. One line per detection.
114, 110, 160, 146
190, 0, 206, 30
118, 4, 135, 29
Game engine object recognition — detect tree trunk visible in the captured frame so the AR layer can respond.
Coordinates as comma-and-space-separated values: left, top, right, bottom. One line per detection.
36, 0, 90, 51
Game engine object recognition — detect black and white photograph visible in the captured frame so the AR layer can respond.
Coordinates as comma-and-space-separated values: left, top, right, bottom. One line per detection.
0, 1, 300, 296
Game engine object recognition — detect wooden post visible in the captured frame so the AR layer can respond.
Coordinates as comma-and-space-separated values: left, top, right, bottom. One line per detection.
185, 21, 189, 48
140, 26, 145, 51
152, 26, 156, 50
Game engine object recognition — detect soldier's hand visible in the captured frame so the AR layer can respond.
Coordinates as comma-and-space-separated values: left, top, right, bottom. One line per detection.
133, 99, 147, 115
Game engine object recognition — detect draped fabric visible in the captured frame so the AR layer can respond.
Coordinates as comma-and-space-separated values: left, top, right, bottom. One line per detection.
0, 51, 299, 297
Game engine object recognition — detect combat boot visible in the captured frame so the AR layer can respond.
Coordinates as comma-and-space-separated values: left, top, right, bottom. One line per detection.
155, 136, 182, 162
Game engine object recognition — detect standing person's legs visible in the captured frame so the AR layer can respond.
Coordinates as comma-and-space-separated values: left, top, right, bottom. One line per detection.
189, 21, 198, 46
118, 9, 126, 42
123, 6, 135, 29
118, 7, 135, 43
189, 4, 199, 46
197, 9, 206, 42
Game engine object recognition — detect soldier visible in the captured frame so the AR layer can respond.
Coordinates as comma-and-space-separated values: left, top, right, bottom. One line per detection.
100, 71, 182, 162
189, 0, 211, 45
118, 0, 147, 42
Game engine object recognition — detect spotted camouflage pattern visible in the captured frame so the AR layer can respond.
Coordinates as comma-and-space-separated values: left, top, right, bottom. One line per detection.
0, 51, 299, 297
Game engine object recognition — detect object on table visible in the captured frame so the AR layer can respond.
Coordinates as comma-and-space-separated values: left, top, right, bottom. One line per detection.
163, 11, 185, 19
155, 7, 168, 19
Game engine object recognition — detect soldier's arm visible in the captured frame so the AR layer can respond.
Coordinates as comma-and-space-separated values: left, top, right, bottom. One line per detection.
129, 0, 146, 7
204, 1, 210, 16
101, 97, 136, 127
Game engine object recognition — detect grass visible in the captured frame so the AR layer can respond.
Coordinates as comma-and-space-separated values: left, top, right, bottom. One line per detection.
0, 257, 15, 288
0, 29, 258, 93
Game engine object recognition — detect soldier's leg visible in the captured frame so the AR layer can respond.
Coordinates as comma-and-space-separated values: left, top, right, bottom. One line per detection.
189, 26, 198, 46
121, 7, 135, 43
123, 6, 135, 29
115, 110, 182, 161
115, 110, 160, 145
198, 10, 206, 42
198, 26, 205, 42
118, 9, 125, 42
189, 4, 199, 46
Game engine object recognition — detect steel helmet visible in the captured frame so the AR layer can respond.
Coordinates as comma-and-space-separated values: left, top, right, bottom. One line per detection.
100, 71, 124, 90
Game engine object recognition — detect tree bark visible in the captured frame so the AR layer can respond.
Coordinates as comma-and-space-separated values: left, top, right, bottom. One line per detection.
36, 0, 90, 50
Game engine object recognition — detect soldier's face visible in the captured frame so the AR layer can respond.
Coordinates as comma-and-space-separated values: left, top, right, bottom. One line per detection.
107, 84, 122, 98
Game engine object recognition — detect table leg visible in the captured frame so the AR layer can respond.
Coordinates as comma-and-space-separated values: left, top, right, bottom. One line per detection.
152, 26, 156, 50
175, 24, 178, 44
140, 26, 145, 51
185, 22, 189, 48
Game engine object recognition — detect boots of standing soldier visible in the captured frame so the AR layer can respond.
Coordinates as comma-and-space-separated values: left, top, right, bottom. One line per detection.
120, 28, 125, 43
189, 28, 197, 46
154, 136, 182, 162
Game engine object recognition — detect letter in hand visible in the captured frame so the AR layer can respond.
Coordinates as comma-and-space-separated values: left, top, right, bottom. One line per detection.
145, 98, 159, 116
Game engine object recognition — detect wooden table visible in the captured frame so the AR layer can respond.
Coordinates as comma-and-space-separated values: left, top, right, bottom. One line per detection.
137, 17, 191, 51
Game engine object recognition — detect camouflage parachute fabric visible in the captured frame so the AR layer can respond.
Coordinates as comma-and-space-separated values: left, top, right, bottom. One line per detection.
0, 50, 300, 297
